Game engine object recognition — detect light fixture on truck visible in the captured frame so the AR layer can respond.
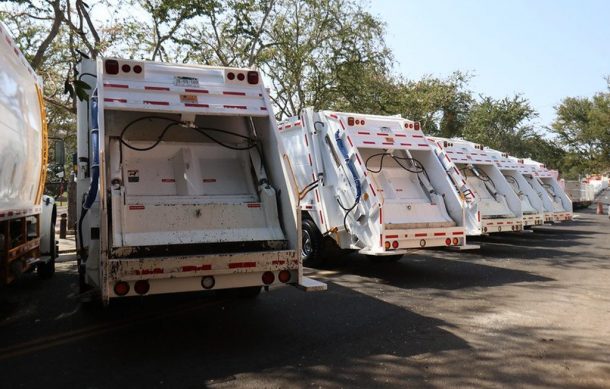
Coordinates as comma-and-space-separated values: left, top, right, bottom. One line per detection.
114, 281, 129, 296
262, 271, 275, 285
247, 71, 259, 84
105, 59, 119, 75
134, 280, 150, 295
201, 276, 215, 289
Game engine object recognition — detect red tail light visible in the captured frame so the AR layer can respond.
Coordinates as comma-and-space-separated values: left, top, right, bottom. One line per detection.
262, 271, 275, 285
227, 72, 235, 80
114, 281, 129, 296
134, 280, 150, 295
445, 238, 451, 246
414, 122, 420, 130
419, 239, 426, 247
452, 238, 459, 245
133, 65, 143, 74
361, 120, 366, 125
384, 241, 391, 250
105, 59, 119, 75
278, 270, 291, 283
348, 117, 355, 126
247, 71, 259, 84
237, 73, 245, 81
392, 240, 399, 249
121, 64, 131, 73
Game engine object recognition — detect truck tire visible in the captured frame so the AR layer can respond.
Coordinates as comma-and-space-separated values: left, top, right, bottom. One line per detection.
38, 211, 57, 279
302, 218, 324, 267
367, 254, 403, 263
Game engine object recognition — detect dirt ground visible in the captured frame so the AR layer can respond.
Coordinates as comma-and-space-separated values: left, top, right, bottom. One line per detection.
0, 208, 609, 388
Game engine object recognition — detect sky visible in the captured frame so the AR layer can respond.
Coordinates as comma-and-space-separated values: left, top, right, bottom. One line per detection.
373, 0, 610, 129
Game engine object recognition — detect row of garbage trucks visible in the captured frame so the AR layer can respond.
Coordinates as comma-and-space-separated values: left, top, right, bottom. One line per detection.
1, 23, 574, 304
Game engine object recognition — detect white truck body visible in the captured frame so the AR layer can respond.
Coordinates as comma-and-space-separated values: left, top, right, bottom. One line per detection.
520, 158, 572, 222
485, 148, 545, 227
0, 22, 56, 284
428, 137, 523, 235
76, 58, 324, 304
278, 109, 469, 258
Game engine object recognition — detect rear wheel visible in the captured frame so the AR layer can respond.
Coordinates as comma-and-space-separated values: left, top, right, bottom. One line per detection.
302, 218, 324, 267
367, 254, 403, 263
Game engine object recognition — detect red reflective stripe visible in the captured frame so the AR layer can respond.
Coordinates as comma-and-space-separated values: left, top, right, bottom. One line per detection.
224, 105, 247, 109
223, 91, 246, 96
185, 103, 209, 108
104, 83, 128, 88
104, 98, 127, 103
400, 143, 412, 146
135, 268, 164, 275
434, 232, 446, 236
339, 120, 345, 130
452, 231, 464, 236
358, 131, 370, 135
145, 86, 169, 91
308, 154, 313, 166
144, 100, 169, 106
129, 205, 145, 210
161, 178, 175, 183
304, 134, 309, 146
386, 234, 398, 239
395, 133, 406, 138
412, 134, 423, 138
377, 133, 389, 136
319, 210, 324, 225
369, 184, 376, 196
355, 153, 362, 165
415, 233, 427, 237
347, 136, 354, 147
379, 208, 383, 224
363, 141, 375, 145
247, 203, 261, 208
418, 143, 428, 147
330, 114, 338, 119
185, 88, 209, 94
182, 264, 211, 272
260, 107, 268, 110
228, 262, 256, 269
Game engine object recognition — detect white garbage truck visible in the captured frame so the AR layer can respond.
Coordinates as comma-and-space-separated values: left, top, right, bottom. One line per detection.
517, 158, 572, 222
75, 57, 324, 304
485, 148, 545, 227
277, 109, 471, 266
0, 22, 58, 285
428, 137, 523, 235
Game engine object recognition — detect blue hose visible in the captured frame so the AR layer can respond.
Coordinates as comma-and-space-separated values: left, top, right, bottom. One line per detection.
335, 130, 361, 203
83, 90, 99, 210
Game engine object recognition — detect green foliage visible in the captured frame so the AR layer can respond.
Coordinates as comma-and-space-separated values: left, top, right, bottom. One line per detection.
551, 82, 610, 175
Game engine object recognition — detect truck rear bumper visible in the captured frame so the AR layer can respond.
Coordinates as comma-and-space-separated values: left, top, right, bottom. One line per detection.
482, 217, 523, 233
522, 214, 545, 227
553, 211, 573, 222
361, 226, 467, 255
104, 249, 300, 298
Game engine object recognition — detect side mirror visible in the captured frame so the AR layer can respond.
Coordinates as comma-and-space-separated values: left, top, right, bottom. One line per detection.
54, 139, 65, 166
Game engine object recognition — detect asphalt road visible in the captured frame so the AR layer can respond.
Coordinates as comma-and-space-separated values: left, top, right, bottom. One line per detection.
1, 208, 609, 388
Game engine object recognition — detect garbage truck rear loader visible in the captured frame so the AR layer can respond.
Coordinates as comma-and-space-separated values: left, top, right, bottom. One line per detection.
0, 22, 57, 285
278, 109, 471, 265
428, 138, 523, 235
75, 58, 324, 304
523, 159, 572, 222
485, 148, 545, 228
510, 157, 571, 223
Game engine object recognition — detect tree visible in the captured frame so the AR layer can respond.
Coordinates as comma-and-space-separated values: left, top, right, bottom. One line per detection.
551, 81, 610, 175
